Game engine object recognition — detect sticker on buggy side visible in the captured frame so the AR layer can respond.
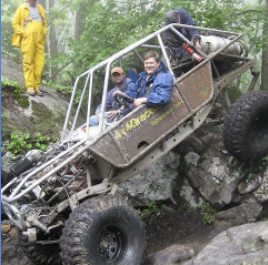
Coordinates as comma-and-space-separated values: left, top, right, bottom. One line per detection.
114, 108, 160, 139
151, 100, 184, 126
114, 99, 185, 139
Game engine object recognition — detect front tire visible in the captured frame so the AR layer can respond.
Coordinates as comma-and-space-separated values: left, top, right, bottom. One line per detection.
60, 195, 146, 265
223, 90, 268, 162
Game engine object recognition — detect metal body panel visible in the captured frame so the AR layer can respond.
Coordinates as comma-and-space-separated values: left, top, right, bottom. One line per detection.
180, 62, 213, 109
90, 62, 212, 166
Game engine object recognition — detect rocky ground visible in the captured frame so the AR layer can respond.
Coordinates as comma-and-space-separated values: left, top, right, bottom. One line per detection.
1, 51, 85, 141
1, 54, 268, 265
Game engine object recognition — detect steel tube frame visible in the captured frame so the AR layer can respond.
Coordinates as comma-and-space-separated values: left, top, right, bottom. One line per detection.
157, 34, 174, 76
70, 73, 91, 136
3, 138, 87, 199
86, 71, 94, 136
99, 63, 112, 132
62, 77, 80, 140
170, 26, 209, 59
62, 23, 240, 138
2, 145, 90, 203
2, 24, 249, 204
140, 44, 161, 49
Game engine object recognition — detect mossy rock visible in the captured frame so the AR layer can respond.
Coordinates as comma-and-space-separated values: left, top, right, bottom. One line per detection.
31, 101, 64, 136
16, 95, 29, 108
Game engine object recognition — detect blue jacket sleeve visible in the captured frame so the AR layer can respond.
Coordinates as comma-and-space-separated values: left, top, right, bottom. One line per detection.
147, 73, 173, 107
180, 9, 200, 41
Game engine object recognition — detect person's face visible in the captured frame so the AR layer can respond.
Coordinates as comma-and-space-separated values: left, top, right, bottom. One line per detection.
111, 72, 125, 85
144, 57, 160, 76
28, 0, 37, 7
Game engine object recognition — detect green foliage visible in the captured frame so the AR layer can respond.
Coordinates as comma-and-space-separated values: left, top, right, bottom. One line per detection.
178, 204, 187, 213
1, 0, 23, 62
6, 132, 58, 156
203, 214, 215, 225
200, 203, 216, 225
1, 80, 25, 94
139, 201, 169, 216
245, 156, 268, 183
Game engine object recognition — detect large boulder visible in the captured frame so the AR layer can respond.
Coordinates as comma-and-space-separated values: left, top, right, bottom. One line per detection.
181, 221, 268, 265
118, 151, 181, 204
142, 203, 263, 265
253, 166, 268, 204
176, 127, 245, 207
1, 52, 80, 140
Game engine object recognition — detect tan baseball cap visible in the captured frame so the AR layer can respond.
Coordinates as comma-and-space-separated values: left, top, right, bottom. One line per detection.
111, 67, 124, 75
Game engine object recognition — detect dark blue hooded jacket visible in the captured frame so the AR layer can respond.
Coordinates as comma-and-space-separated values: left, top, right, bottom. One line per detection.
95, 77, 135, 115
165, 9, 200, 60
175, 9, 199, 42
124, 62, 173, 110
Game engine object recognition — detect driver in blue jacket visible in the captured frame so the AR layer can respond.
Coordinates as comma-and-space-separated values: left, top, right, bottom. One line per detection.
114, 51, 173, 113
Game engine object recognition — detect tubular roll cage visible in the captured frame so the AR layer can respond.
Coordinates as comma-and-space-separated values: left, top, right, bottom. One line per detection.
2, 23, 255, 206
62, 23, 245, 139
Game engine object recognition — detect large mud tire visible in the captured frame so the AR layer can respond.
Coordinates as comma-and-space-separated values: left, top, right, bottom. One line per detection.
19, 232, 61, 265
60, 195, 146, 265
223, 91, 268, 162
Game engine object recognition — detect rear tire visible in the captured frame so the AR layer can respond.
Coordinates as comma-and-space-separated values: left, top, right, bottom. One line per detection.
223, 91, 268, 162
60, 195, 146, 265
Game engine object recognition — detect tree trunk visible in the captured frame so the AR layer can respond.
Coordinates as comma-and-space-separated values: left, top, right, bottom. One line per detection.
38, 0, 49, 80
49, 0, 58, 82
261, 0, 268, 91
75, 10, 84, 40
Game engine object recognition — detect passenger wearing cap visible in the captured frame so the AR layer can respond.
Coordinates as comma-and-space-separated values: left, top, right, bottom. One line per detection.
90, 67, 135, 126
164, 9, 201, 62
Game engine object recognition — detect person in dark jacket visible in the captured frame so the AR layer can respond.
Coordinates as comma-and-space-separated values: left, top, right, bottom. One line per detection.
114, 51, 173, 112
164, 9, 201, 62
90, 67, 135, 126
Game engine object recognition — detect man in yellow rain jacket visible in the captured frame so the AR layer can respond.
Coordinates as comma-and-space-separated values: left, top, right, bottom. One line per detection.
12, 0, 47, 96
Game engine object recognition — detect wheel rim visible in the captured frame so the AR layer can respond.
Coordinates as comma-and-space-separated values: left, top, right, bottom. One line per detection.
249, 112, 268, 151
98, 225, 126, 263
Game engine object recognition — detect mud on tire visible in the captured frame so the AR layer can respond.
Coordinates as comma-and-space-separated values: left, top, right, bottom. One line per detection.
223, 90, 268, 162
60, 195, 146, 265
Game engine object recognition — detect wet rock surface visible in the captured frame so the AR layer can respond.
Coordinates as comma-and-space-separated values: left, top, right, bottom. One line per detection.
1, 52, 78, 140
1, 221, 33, 265
118, 151, 180, 204
253, 167, 268, 204
181, 221, 268, 265
143, 202, 264, 265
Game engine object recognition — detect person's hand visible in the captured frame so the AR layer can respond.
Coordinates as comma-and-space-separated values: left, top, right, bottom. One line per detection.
108, 110, 120, 120
112, 90, 123, 97
133, 98, 147, 107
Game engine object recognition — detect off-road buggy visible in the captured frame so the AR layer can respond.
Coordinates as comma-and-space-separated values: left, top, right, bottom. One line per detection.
2, 24, 268, 265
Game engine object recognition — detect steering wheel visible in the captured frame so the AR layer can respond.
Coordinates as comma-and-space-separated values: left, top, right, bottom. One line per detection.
114, 93, 134, 106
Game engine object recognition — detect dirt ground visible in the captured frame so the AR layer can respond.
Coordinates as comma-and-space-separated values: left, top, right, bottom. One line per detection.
1, 208, 216, 265
143, 208, 215, 256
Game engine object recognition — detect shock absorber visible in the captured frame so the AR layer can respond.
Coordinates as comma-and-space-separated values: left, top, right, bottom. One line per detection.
183, 43, 203, 62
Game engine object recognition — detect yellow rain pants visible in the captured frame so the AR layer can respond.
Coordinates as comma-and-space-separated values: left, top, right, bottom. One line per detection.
21, 21, 45, 92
